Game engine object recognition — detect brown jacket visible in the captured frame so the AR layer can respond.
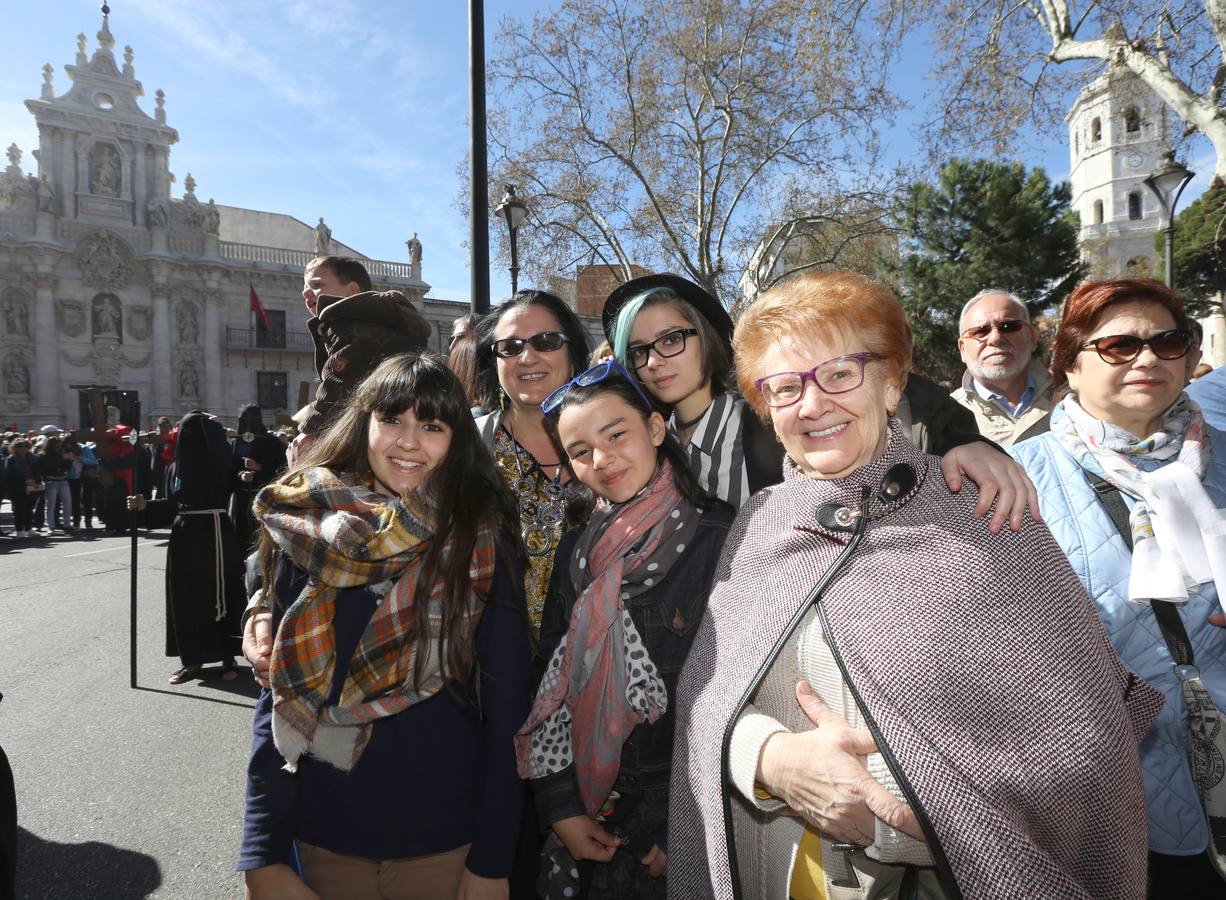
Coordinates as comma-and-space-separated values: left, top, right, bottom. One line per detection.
299, 291, 432, 437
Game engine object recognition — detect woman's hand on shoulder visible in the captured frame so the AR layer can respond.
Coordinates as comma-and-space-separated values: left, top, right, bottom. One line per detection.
940, 441, 1040, 533
551, 814, 620, 863
756, 682, 922, 845
641, 844, 668, 878
243, 863, 320, 900
455, 868, 508, 900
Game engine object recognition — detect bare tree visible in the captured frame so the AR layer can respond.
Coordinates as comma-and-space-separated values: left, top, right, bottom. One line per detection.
487, 0, 909, 303
928, 1, 1226, 181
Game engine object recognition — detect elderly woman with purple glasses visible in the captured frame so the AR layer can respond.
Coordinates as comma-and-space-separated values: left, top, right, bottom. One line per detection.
669, 271, 1162, 900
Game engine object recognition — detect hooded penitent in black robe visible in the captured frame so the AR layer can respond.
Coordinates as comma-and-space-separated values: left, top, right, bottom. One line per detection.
228, 404, 287, 553
144, 413, 244, 667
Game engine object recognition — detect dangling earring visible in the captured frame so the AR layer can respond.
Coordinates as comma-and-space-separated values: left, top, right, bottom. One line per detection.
499, 388, 508, 413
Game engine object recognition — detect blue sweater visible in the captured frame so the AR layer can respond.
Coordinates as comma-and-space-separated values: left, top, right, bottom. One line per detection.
238, 547, 531, 877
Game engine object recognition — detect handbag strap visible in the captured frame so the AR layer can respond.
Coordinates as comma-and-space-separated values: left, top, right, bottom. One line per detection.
1085, 472, 1196, 668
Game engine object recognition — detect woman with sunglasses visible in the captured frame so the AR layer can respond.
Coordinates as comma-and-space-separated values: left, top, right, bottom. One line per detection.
1010, 278, 1226, 896
517, 357, 734, 899
474, 291, 594, 640
604, 274, 1040, 530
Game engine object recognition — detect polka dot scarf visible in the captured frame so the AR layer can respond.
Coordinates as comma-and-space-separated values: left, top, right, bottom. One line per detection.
514, 460, 699, 815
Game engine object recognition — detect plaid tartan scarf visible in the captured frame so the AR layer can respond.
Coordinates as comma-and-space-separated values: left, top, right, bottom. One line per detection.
254, 466, 496, 772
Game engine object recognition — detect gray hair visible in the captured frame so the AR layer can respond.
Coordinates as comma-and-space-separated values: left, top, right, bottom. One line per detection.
958, 289, 1030, 333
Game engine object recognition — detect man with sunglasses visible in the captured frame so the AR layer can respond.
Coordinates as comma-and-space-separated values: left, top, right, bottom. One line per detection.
951, 289, 1053, 447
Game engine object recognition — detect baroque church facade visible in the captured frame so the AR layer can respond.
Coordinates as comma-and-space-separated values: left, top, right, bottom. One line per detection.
0, 11, 466, 430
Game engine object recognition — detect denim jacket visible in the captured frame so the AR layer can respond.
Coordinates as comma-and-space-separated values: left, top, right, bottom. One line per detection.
530, 506, 733, 848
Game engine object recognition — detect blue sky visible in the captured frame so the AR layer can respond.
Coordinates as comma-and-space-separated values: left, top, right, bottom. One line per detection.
1, 2, 1214, 304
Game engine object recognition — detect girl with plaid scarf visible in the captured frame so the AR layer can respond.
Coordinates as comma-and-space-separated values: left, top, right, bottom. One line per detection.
239, 354, 531, 900
516, 360, 734, 899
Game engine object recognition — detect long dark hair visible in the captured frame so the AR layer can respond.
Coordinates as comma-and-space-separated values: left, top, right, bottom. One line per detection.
474, 290, 592, 412
547, 375, 725, 512
257, 353, 521, 694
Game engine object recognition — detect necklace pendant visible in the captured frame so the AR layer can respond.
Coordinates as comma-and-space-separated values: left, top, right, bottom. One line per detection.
513, 477, 536, 496
543, 480, 564, 501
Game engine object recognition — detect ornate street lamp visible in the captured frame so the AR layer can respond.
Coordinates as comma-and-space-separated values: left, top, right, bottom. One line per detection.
1143, 151, 1195, 288
494, 184, 529, 295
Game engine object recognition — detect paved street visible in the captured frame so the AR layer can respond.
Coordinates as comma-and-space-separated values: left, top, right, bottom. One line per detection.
1, 510, 259, 899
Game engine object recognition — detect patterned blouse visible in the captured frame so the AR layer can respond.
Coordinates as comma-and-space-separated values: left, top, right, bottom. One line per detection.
481, 417, 587, 638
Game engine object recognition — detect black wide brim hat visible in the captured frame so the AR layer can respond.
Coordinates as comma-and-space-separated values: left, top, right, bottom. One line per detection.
601, 273, 733, 350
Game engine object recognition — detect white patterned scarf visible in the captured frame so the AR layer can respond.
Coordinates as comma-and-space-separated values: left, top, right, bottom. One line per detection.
1052, 395, 1226, 605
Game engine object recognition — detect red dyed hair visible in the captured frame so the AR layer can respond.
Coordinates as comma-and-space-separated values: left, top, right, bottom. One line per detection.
1050, 278, 1191, 397
734, 271, 912, 421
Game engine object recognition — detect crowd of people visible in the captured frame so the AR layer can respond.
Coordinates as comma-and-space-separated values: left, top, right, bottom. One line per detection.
5, 252, 1223, 900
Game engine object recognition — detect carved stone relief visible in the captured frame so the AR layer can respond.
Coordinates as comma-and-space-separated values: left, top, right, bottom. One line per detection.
127, 306, 151, 341
89, 143, 122, 197
62, 344, 151, 383
75, 231, 135, 289
56, 299, 87, 338
3, 356, 30, 396
178, 361, 200, 400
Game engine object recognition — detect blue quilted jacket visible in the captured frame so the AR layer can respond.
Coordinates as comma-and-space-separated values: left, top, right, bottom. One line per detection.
1011, 425, 1226, 855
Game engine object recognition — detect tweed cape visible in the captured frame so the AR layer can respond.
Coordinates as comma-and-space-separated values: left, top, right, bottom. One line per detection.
253, 466, 496, 772
668, 424, 1162, 900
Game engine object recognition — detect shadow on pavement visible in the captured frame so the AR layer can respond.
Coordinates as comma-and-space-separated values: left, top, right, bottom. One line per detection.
16, 826, 161, 899
132, 683, 256, 710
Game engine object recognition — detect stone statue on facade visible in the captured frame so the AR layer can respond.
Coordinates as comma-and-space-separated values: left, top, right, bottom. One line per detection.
41, 63, 55, 99
177, 304, 198, 345
5, 359, 29, 396
90, 144, 121, 197
4, 299, 29, 336
147, 196, 167, 228
35, 174, 55, 213
92, 293, 122, 342
314, 217, 332, 255
204, 199, 221, 235
408, 232, 422, 266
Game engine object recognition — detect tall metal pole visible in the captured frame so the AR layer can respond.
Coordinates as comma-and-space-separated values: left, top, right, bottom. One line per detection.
1164, 223, 1175, 289
508, 219, 520, 295
469, 0, 490, 314
129, 398, 141, 689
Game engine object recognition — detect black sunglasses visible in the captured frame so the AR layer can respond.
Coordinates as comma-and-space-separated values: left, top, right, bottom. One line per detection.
490, 331, 569, 358
627, 327, 699, 370
1079, 329, 1193, 365
541, 358, 653, 416
961, 318, 1027, 341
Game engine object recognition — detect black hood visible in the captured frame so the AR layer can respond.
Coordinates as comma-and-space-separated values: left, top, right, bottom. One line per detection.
237, 404, 267, 436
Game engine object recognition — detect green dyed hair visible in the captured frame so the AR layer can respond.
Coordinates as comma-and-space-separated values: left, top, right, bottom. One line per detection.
611, 288, 732, 396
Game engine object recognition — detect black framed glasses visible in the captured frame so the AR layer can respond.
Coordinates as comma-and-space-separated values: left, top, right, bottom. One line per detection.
491, 330, 569, 358
960, 318, 1027, 341
541, 358, 653, 416
1079, 329, 1194, 365
754, 352, 880, 409
627, 328, 699, 370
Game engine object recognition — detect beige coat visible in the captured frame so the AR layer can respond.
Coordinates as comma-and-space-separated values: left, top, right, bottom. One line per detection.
950, 363, 1052, 447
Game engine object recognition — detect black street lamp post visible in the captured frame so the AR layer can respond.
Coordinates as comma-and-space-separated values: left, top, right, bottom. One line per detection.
1142, 151, 1195, 288
469, 0, 490, 314
494, 184, 529, 295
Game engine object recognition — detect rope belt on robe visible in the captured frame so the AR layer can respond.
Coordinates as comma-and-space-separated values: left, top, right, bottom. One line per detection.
177, 508, 228, 622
